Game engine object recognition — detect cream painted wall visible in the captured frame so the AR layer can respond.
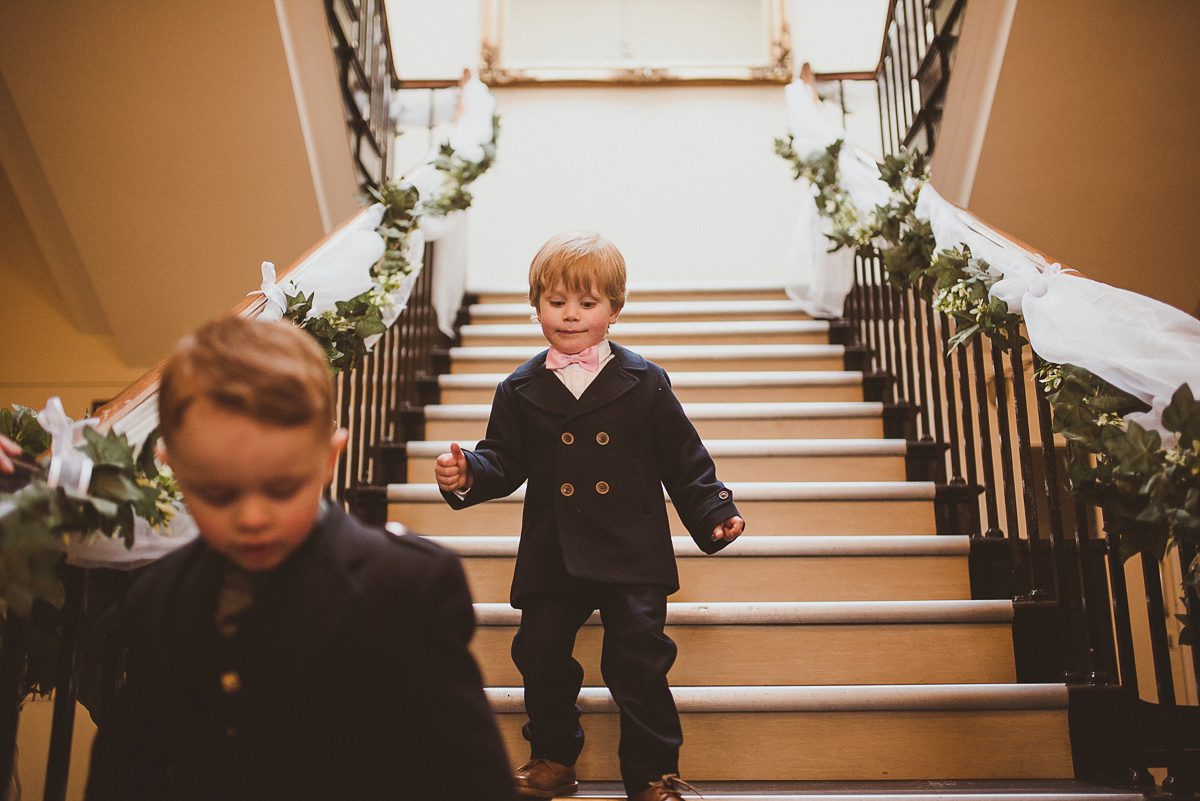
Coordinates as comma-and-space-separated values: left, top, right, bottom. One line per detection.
463, 85, 809, 290
386, 0, 483, 79
966, 0, 1200, 316
789, 0, 889, 73
0, 166, 144, 417
0, 1, 349, 367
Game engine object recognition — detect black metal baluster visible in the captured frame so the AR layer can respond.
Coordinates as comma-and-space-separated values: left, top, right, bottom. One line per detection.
989, 342, 1018, 539
854, 255, 872, 356
897, 2, 912, 128
43, 567, 88, 801
909, 289, 933, 441
1009, 340, 1047, 597
898, 289, 922, 430
1033, 353, 1086, 679
969, 338, 1001, 537
954, 339, 980, 498
876, 72, 890, 159
859, 255, 880, 372
937, 312, 964, 483
336, 370, 354, 506
877, 261, 897, 385
1140, 550, 1187, 793
1066, 439, 1104, 681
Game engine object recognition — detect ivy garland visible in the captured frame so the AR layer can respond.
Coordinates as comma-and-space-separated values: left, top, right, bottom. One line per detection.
778, 136, 1199, 640
0, 407, 178, 617
283, 115, 500, 372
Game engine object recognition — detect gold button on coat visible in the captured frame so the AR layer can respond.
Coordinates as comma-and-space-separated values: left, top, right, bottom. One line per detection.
221, 671, 242, 694
596, 432, 610, 445
595, 481, 609, 494
561, 432, 574, 445
560, 483, 574, 497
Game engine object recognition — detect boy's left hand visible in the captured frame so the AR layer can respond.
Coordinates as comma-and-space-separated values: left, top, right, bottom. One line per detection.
712, 516, 744, 542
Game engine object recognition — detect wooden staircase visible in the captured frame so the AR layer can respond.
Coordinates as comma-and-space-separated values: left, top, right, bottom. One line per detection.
384, 287, 1129, 799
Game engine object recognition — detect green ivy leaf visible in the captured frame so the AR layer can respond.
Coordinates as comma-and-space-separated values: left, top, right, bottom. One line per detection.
79, 427, 135, 470
136, 428, 161, 481
1163, 383, 1200, 444
1106, 421, 1162, 474
0, 406, 52, 460
946, 322, 981, 352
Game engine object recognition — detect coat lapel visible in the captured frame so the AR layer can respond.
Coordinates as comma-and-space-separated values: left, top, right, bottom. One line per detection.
514, 342, 645, 420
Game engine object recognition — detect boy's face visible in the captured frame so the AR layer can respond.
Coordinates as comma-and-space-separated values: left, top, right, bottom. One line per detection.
535, 281, 620, 354
164, 397, 347, 572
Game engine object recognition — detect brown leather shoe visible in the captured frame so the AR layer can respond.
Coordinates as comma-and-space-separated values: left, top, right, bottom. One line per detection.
629, 774, 700, 801
514, 758, 578, 798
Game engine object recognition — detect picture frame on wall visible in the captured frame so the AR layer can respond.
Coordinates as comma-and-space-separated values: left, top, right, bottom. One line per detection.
480, 0, 792, 86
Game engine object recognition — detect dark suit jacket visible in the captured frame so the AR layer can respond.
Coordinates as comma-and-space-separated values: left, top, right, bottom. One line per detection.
84, 504, 515, 801
442, 342, 740, 605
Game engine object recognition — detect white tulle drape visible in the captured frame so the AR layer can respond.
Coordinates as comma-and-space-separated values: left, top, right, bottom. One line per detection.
783, 81, 890, 317
915, 183, 1200, 444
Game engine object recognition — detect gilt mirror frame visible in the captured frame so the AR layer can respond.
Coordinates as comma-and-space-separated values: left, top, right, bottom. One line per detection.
479, 0, 793, 87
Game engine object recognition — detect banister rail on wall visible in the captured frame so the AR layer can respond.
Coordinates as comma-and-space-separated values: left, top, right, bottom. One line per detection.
810, 0, 1200, 790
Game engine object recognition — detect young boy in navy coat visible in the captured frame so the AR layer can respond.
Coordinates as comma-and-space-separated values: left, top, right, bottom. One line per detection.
85, 317, 515, 801
436, 232, 744, 801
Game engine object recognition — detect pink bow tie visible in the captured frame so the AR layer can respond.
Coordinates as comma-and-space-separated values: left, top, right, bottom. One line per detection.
546, 345, 600, 371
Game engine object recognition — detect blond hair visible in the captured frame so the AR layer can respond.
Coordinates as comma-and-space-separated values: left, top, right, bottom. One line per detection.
528, 231, 626, 311
158, 317, 334, 445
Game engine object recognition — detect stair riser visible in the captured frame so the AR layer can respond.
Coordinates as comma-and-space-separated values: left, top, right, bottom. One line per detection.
409, 454, 907, 484
448, 355, 847, 374
469, 310, 814, 324
424, 417, 884, 442
438, 385, 865, 404
473, 289, 791, 304
391, 499, 937, 538
460, 331, 831, 347
492, 709, 1073, 780
454, 555, 972, 603
472, 624, 1017, 686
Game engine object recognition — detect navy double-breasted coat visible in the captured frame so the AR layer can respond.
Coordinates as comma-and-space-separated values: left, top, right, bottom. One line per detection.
84, 505, 515, 801
441, 342, 739, 605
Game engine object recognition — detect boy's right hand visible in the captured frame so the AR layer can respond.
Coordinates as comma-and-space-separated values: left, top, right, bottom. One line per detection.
435, 442, 473, 492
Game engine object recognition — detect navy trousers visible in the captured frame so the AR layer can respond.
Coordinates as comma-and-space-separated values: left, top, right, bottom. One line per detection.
511, 582, 681, 797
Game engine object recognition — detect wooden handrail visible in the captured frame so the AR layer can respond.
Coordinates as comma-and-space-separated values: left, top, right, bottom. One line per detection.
93, 206, 376, 429
938, 194, 1080, 279
810, 70, 876, 82
395, 79, 461, 89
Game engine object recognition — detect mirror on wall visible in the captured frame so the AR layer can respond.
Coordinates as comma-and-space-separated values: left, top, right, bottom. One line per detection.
481, 0, 792, 85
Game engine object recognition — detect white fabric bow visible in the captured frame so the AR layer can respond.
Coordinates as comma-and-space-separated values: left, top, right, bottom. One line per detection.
248, 261, 288, 321
37, 397, 96, 495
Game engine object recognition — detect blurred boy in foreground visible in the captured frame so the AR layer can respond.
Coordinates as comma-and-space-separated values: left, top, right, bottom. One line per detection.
86, 316, 515, 801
